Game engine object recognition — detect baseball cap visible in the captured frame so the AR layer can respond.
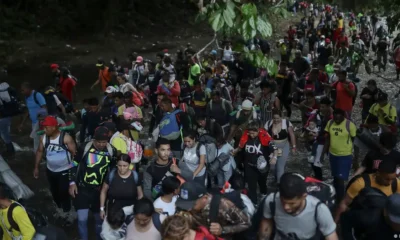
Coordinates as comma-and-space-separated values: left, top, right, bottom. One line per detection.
241, 100, 253, 111
50, 64, 59, 69
386, 194, 400, 224
41, 116, 58, 127
325, 38, 331, 44
105, 86, 117, 93
136, 56, 144, 63
93, 126, 109, 141
176, 182, 207, 211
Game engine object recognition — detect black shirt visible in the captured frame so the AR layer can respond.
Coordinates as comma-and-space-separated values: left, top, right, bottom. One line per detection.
360, 87, 379, 112
364, 214, 400, 240
146, 158, 178, 198
105, 170, 141, 210
244, 138, 271, 166
362, 150, 400, 174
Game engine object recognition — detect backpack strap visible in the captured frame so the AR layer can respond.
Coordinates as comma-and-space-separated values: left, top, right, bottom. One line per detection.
108, 168, 116, 185
6, 202, 22, 231
391, 179, 398, 194
33, 91, 40, 107
106, 143, 114, 157
83, 141, 93, 157
270, 192, 278, 218
327, 119, 333, 131
152, 212, 162, 232
209, 194, 222, 223
44, 135, 50, 152
362, 174, 371, 188
108, 169, 138, 186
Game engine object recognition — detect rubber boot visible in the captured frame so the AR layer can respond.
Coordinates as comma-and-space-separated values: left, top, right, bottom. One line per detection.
5, 142, 15, 155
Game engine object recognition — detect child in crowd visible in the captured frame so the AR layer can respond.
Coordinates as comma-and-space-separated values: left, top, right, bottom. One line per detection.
305, 119, 319, 162
153, 176, 180, 216
101, 205, 134, 240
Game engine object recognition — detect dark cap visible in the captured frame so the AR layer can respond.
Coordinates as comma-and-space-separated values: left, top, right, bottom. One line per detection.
102, 122, 116, 132
386, 193, 400, 224
377, 91, 388, 102
93, 126, 109, 141
176, 181, 207, 211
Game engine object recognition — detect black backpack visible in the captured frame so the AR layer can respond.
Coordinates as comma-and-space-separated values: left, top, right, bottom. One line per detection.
7, 202, 48, 232
348, 174, 397, 210
0, 87, 23, 117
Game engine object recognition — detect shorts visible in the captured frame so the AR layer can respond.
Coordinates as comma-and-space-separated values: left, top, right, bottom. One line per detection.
74, 186, 101, 212
329, 154, 353, 180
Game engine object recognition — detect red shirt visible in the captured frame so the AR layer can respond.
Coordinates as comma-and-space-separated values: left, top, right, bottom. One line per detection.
333, 81, 355, 111
288, 29, 297, 40
59, 77, 76, 102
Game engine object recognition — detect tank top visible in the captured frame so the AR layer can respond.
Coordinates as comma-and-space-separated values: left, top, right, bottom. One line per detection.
42, 133, 72, 172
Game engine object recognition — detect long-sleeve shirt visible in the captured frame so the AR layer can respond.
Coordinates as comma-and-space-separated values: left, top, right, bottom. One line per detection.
0, 202, 36, 240
192, 194, 250, 237
156, 81, 181, 106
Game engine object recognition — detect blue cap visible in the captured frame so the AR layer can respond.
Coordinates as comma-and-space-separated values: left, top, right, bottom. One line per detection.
387, 193, 400, 224
210, 50, 217, 55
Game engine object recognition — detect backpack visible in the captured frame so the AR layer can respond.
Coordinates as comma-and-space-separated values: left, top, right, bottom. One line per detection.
0, 87, 23, 117
269, 192, 323, 240
43, 131, 72, 164
197, 134, 218, 165
303, 176, 336, 209
347, 174, 397, 210
326, 119, 352, 144
159, 109, 182, 140
54, 92, 74, 113
207, 152, 231, 177
108, 168, 139, 185
152, 212, 162, 232
209, 190, 255, 222
83, 141, 114, 158
209, 99, 231, 113
6, 202, 48, 232
34, 91, 58, 116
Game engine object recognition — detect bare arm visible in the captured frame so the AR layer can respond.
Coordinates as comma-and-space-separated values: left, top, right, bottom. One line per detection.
64, 134, 77, 156
34, 136, 44, 170
226, 125, 237, 143
288, 126, 297, 147
325, 232, 339, 240
258, 218, 274, 240
193, 153, 206, 178
137, 186, 144, 199
334, 194, 353, 223
100, 183, 109, 212
91, 79, 100, 89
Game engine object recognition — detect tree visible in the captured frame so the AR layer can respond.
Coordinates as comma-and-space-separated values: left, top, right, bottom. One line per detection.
196, 0, 288, 75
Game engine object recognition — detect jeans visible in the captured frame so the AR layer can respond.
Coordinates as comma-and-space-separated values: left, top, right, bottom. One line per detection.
271, 140, 290, 183
0, 117, 11, 144
77, 209, 102, 240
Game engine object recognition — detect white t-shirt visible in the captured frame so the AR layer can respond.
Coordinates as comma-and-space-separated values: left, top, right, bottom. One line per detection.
153, 196, 178, 216
182, 143, 206, 176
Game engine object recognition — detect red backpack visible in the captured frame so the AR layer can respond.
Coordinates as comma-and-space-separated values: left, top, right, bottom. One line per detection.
194, 226, 224, 240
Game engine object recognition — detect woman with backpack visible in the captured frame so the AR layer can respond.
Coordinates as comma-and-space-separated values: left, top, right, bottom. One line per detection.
265, 109, 296, 184
231, 120, 278, 204
170, 130, 207, 185
99, 154, 143, 220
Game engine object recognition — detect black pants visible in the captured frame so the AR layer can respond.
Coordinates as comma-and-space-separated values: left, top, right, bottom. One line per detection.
46, 169, 72, 212
244, 163, 268, 204
333, 177, 345, 204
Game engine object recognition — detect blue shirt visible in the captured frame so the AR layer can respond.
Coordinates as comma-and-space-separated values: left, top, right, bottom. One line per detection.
25, 91, 46, 123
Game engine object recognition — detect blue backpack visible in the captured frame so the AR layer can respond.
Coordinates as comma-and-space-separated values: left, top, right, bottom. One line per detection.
159, 109, 182, 140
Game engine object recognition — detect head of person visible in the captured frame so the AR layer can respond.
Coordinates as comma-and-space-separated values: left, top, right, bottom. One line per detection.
41, 116, 59, 136
183, 130, 197, 149
196, 115, 207, 128
159, 97, 173, 113
0, 183, 13, 206
240, 80, 251, 96
338, 70, 347, 82
305, 91, 315, 103
319, 97, 332, 114
241, 100, 253, 117
260, 81, 273, 96
105, 86, 117, 98
93, 126, 109, 151
176, 181, 207, 212
279, 173, 307, 215
116, 154, 131, 176
295, 50, 302, 59
332, 107, 345, 123
162, 71, 171, 83
134, 198, 156, 228
215, 135, 227, 149
205, 67, 213, 79
156, 138, 171, 162
107, 207, 126, 230
376, 159, 398, 187
161, 214, 195, 240
50, 63, 59, 74
88, 97, 99, 112
377, 92, 389, 107
102, 121, 117, 137
114, 92, 124, 107
384, 194, 400, 231
367, 79, 377, 92
136, 56, 144, 66
156, 52, 164, 63
164, 56, 172, 67
246, 120, 261, 139
156, 93, 166, 106
82, 98, 90, 111
117, 74, 128, 84
123, 91, 133, 106
279, 62, 288, 73
366, 114, 379, 131
162, 176, 181, 196
272, 109, 283, 125
210, 90, 222, 103
96, 58, 105, 70
379, 132, 397, 153
187, 55, 195, 65
21, 82, 33, 97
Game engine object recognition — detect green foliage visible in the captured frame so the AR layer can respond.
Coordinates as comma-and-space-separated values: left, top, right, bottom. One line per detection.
198, 0, 286, 74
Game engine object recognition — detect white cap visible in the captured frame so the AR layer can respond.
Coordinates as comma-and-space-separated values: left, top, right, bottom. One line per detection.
241, 100, 253, 111
105, 86, 117, 93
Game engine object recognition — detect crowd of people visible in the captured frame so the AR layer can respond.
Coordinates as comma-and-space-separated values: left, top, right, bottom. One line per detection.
0, 1, 399, 240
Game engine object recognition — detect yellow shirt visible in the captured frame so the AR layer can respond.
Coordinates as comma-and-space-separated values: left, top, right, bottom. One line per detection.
0, 202, 36, 240
117, 105, 143, 141
347, 174, 400, 199
324, 119, 357, 156
338, 19, 344, 28
368, 103, 397, 126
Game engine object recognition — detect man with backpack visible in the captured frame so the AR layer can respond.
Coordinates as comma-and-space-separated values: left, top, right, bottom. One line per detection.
206, 90, 233, 138
58, 67, 77, 103
335, 160, 400, 239
366, 91, 397, 132
33, 116, 76, 226
158, 97, 190, 158
175, 181, 251, 239
69, 126, 117, 240
0, 73, 20, 155
196, 114, 223, 139
329, 70, 356, 119
323, 108, 357, 204
258, 173, 338, 240
0, 183, 36, 240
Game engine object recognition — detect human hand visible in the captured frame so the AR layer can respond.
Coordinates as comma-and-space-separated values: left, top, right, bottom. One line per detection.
33, 168, 39, 179
269, 156, 277, 165
69, 184, 78, 198
210, 222, 223, 236
155, 208, 164, 214
170, 164, 181, 174
100, 210, 105, 220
